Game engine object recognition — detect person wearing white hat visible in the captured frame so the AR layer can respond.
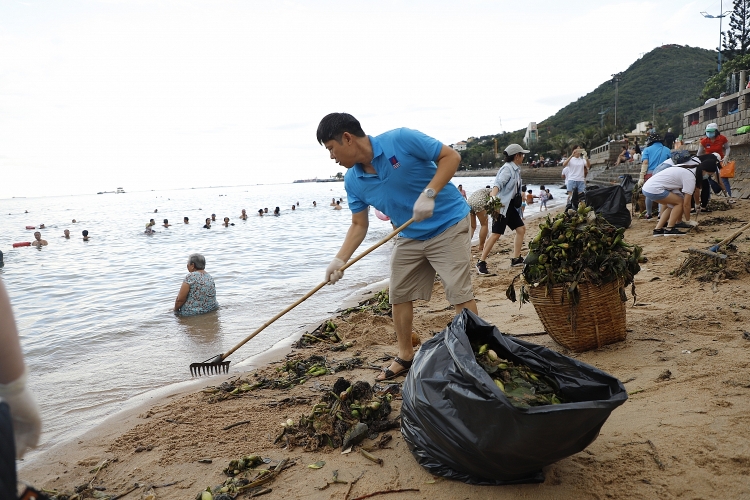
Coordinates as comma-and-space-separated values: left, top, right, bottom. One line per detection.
475, 144, 528, 274
697, 123, 732, 198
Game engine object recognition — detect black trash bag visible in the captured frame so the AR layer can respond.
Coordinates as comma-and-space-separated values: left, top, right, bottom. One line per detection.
619, 175, 637, 203
584, 185, 631, 228
401, 310, 627, 485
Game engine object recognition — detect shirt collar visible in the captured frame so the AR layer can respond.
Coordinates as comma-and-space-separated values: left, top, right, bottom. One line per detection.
355, 135, 382, 178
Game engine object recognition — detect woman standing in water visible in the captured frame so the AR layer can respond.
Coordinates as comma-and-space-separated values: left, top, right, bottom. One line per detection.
174, 254, 218, 316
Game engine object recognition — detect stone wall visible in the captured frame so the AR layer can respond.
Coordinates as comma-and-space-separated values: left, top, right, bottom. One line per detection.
455, 166, 565, 186
683, 87, 750, 198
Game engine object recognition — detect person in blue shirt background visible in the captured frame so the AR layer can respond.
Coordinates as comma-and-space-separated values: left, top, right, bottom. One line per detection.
317, 112, 478, 381
638, 133, 673, 219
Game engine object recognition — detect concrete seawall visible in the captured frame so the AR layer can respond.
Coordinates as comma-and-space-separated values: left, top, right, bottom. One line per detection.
455, 166, 565, 186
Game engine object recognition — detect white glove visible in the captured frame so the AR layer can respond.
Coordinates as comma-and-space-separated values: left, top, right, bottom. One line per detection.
686, 220, 699, 227
412, 192, 435, 222
325, 258, 345, 285
0, 370, 41, 458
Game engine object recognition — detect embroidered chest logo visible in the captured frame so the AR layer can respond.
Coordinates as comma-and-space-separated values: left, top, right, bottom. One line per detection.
389, 156, 401, 169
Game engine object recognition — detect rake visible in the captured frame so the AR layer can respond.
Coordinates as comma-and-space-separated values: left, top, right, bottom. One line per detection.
687, 220, 750, 263
189, 217, 414, 376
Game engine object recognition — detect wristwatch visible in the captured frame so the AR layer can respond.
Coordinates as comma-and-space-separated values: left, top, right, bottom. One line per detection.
423, 188, 436, 198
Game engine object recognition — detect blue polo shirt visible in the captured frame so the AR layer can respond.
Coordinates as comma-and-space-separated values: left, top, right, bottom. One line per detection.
642, 143, 671, 173
345, 128, 469, 240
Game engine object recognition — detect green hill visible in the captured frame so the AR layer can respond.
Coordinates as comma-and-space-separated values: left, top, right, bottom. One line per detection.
459, 45, 715, 169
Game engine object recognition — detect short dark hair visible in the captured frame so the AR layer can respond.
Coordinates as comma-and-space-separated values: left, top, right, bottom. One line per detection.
163, 219, 168, 223
82, 230, 88, 236
316, 113, 366, 145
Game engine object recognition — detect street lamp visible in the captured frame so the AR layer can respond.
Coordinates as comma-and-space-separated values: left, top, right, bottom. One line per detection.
611, 73, 622, 133
701, 0, 732, 72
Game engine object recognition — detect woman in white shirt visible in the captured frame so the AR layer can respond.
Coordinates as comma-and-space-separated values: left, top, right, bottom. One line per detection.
642, 161, 715, 236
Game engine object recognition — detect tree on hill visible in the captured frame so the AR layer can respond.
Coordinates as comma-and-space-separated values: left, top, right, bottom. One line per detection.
723, 0, 750, 60
702, 52, 750, 98
455, 46, 714, 161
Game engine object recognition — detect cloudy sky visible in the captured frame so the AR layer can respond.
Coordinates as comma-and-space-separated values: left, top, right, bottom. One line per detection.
0, 0, 724, 198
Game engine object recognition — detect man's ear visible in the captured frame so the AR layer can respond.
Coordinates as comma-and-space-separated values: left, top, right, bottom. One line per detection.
341, 132, 353, 145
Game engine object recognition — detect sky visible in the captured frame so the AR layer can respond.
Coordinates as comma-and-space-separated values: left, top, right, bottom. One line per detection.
0, 0, 728, 198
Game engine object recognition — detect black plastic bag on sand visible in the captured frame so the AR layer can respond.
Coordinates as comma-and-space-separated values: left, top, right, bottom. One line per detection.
619, 174, 637, 203
584, 185, 632, 229
401, 310, 627, 485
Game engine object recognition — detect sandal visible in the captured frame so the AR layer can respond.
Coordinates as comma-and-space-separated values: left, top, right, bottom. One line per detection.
376, 356, 413, 381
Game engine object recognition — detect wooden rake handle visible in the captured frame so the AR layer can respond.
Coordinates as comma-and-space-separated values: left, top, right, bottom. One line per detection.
221, 218, 414, 360
713, 220, 750, 249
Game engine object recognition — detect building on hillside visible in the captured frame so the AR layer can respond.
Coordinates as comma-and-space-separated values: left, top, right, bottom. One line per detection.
452, 141, 467, 151
523, 122, 538, 147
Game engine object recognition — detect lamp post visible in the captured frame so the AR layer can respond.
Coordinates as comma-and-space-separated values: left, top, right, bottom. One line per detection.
611, 73, 622, 133
701, 0, 732, 72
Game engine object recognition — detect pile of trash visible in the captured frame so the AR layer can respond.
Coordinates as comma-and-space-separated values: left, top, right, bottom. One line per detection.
275, 378, 400, 451
196, 456, 290, 500
294, 320, 342, 348
473, 343, 565, 408
341, 289, 392, 317
202, 355, 362, 403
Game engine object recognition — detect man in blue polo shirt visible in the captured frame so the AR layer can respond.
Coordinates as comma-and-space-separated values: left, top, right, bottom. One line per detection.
317, 112, 478, 381
638, 133, 673, 219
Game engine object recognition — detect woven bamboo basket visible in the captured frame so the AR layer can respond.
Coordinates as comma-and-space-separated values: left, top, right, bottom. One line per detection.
528, 278, 627, 352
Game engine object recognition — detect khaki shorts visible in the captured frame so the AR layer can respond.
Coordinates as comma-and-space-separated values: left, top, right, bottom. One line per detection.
389, 215, 474, 305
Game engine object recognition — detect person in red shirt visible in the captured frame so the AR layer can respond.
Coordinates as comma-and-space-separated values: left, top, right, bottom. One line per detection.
697, 123, 732, 198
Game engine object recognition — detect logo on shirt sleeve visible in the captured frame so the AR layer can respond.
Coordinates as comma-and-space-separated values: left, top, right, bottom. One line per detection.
389, 156, 401, 169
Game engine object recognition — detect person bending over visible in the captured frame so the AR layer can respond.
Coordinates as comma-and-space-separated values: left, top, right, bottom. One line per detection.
642, 159, 710, 236
317, 112, 477, 381
467, 186, 491, 251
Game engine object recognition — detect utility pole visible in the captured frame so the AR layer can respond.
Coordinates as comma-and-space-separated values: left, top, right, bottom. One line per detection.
611, 73, 622, 133
701, 0, 732, 72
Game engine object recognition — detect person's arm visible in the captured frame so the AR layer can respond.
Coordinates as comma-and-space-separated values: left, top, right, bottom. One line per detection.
684, 191, 694, 221
326, 210, 369, 284
425, 145, 461, 195
174, 281, 190, 311
722, 143, 731, 165
0, 279, 41, 458
584, 156, 590, 176
638, 159, 649, 185
697, 144, 705, 156
562, 155, 573, 167
334, 210, 369, 261
0, 282, 24, 383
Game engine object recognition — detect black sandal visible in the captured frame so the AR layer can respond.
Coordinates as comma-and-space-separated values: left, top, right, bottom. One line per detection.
377, 356, 413, 381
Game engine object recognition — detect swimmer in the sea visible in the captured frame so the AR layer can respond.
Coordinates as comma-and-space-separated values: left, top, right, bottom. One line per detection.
240, 209, 248, 220
223, 217, 234, 227
31, 232, 48, 247
334, 201, 343, 210
184, 217, 189, 224
163, 219, 171, 227
274, 207, 280, 216
211, 214, 216, 222
330, 198, 336, 206
62, 229, 70, 239
203, 218, 211, 229
82, 230, 90, 241
258, 209, 263, 216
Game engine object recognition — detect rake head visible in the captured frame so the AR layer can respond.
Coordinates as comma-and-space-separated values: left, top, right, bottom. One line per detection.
190, 354, 230, 377
687, 247, 727, 262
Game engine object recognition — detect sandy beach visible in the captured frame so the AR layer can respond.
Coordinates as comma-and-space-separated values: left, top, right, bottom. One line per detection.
18, 199, 750, 500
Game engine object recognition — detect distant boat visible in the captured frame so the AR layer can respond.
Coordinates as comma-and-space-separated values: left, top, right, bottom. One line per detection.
116, 187, 125, 194
293, 178, 319, 183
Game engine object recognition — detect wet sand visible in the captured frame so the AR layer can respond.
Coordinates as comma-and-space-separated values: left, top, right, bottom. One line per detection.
19, 200, 750, 499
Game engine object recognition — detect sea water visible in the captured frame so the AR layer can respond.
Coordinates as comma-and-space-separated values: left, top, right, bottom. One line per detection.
0, 177, 565, 453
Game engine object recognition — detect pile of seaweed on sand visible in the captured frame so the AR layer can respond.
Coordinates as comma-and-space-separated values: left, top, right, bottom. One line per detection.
201, 354, 363, 403
275, 377, 400, 451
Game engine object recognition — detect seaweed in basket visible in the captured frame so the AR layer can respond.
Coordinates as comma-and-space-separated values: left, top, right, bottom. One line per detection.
506, 202, 644, 306
472, 343, 565, 409
275, 378, 400, 451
